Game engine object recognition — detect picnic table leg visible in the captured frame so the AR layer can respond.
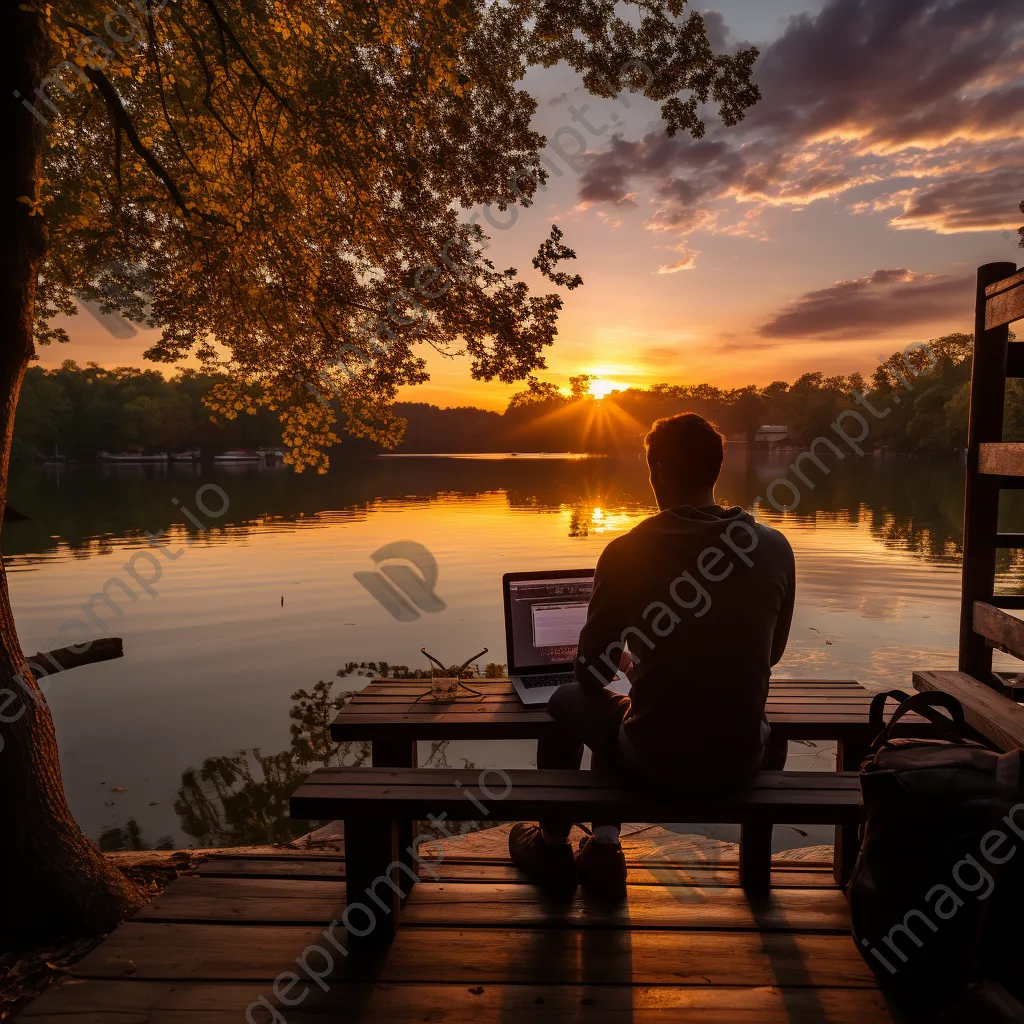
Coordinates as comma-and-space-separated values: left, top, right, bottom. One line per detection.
834, 738, 867, 890
371, 738, 418, 900
739, 823, 772, 894
833, 823, 861, 892
343, 816, 403, 944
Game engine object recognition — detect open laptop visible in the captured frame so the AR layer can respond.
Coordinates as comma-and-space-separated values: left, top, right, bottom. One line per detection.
503, 568, 630, 706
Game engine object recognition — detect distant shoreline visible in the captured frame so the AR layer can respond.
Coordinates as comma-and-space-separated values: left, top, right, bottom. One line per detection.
377, 451, 600, 460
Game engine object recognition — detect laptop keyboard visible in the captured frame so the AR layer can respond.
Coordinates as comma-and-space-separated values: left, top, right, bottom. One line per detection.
521, 671, 575, 689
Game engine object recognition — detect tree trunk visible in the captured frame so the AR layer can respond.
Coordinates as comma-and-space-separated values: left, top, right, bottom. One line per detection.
0, 6, 145, 949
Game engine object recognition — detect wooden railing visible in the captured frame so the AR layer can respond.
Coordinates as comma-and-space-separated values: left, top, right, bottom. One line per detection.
914, 670, 1024, 752
960, 262, 1024, 689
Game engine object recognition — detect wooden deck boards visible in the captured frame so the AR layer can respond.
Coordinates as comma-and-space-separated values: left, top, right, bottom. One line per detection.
23, 844, 895, 1023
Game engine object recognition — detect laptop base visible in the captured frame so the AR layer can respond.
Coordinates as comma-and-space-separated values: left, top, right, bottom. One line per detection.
511, 671, 631, 707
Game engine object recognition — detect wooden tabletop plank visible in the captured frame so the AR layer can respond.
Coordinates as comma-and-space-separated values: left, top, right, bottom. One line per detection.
326, 676, 933, 746
344, 698, 873, 711
342, 692, 872, 708
330, 714, 927, 743
340, 702, 879, 718
344, 693, 875, 707
354, 679, 865, 695
329, 679, 897, 745
338, 701, 877, 718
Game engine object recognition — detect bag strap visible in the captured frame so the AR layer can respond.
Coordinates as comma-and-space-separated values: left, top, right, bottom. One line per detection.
868, 689, 912, 735
869, 689, 969, 750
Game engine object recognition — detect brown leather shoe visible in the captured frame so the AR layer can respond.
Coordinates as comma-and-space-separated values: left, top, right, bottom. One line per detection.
508, 823, 577, 898
575, 836, 627, 901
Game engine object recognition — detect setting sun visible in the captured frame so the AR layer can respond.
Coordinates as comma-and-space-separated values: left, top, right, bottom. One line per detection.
588, 378, 620, 400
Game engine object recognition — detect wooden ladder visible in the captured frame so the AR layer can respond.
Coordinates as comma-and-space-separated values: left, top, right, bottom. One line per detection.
960, 261, 1024, 691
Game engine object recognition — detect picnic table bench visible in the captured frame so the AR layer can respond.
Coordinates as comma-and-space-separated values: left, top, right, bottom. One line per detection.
290, 677, 943, 940
291, 767, 863, 941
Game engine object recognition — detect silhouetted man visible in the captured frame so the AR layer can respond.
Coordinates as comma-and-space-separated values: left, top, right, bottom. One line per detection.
509, 413, 796, 898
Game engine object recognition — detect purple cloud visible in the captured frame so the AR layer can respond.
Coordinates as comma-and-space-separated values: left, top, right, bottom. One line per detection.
577, 0, 1024, 241
758, 268, 975, 338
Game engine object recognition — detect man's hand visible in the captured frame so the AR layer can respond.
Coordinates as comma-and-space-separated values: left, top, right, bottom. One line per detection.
618, 648, 635, 681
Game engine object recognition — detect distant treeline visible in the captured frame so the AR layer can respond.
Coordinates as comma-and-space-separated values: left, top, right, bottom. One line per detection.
14, 336, 1015, 460
14, 363, 282, 460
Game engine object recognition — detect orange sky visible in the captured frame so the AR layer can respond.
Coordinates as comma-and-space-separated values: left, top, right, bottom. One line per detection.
36, 0, 1024, 413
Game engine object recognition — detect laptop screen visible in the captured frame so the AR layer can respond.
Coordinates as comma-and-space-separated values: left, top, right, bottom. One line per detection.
505, 572, 593, 672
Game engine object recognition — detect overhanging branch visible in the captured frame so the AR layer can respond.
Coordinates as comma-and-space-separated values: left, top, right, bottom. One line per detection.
83, 65, 190, 215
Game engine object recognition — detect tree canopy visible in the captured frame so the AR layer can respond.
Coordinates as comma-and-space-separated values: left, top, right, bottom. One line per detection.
33, 0, 760, 471
0, 0, 764, 944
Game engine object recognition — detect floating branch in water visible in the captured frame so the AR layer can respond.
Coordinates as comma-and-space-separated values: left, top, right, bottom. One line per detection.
26, 637, 123, 677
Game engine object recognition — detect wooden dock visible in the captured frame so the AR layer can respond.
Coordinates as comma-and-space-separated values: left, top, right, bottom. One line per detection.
21, 825, 893, 1022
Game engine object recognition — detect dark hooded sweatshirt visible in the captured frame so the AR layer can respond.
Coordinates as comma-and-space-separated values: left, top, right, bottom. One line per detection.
574, 505, 795, 788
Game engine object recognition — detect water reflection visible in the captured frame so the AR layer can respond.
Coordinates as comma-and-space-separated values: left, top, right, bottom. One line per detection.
8, 451, 1007, 570
7, 452, 1021, 849
97, 679, 369, 851
99, 817, 175, 853
98, 671, 491, 851
172, 680, 369, 848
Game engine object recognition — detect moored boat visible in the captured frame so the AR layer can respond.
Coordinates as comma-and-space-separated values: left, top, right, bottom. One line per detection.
97, 451, 169, 462
214, 449, 262, 462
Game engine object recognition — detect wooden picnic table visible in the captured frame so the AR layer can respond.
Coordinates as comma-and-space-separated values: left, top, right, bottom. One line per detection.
333, 677, 926, 772
330, 677, 940, 888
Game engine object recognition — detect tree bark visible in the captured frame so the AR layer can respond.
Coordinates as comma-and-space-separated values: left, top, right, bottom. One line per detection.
0, 6, 145, 949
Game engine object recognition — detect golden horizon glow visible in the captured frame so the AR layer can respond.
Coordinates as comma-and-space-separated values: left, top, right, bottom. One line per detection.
588, 378, 621, 400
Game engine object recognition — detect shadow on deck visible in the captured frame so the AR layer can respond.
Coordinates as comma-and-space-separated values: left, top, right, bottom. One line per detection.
21, 825, 894, 1023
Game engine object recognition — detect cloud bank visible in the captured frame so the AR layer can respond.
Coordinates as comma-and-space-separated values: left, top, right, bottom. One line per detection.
578, 0, 1024, 244
758, 268, 975, 339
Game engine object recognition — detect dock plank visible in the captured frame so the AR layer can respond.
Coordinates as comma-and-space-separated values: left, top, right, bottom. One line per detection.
71, 921, 876, 988
22, 836, 893, 1024
192, 851, 839, 888
197, 857, 347, 880
135, 877, 850, 931
421, 861, 841, 888
380, 927, 877, 988
22, 979, 893, 1023
401, 881, 851, 932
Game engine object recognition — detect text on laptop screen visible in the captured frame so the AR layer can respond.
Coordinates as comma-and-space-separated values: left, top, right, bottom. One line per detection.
508, 576, 593, 669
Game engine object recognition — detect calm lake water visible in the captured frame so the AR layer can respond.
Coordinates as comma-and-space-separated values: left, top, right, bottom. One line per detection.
6, 451, 1023, 852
